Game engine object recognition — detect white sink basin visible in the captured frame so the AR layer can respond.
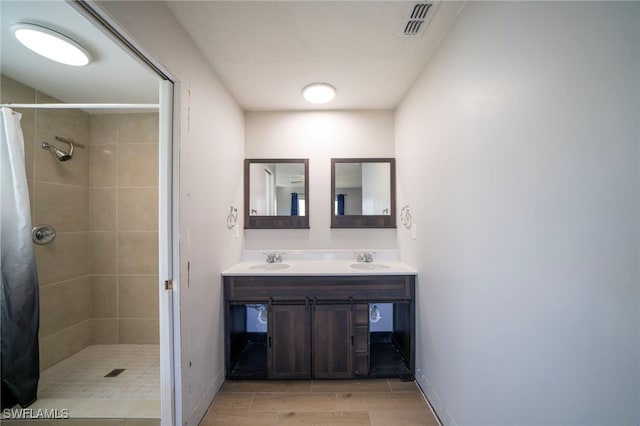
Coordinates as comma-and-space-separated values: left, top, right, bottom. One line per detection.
349, 263, 390, 270
249, 263, 291, 270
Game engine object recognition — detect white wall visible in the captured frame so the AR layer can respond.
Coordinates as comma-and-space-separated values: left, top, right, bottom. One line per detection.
245, 110, 396, 250
396, 2, 639, 425
96, 2, 245, 425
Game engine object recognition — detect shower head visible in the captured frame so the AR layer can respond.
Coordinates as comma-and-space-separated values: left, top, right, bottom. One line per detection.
41, 137, 84, 162
41, 142, 72, 161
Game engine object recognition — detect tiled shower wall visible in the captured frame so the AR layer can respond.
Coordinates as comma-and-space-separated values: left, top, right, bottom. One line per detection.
89, 113, 159, 344
1, 75, 158, 370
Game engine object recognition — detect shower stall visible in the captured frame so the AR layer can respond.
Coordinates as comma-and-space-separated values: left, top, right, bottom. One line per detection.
1, 75, 161, 421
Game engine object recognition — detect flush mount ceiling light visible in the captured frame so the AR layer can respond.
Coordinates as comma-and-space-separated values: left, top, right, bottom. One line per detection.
302, 83, 336, 104
12, 23, 91, 66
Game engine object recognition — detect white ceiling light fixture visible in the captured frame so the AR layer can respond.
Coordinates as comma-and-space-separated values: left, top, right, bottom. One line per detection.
302, 83, 336, 104
12, 23, 91, 66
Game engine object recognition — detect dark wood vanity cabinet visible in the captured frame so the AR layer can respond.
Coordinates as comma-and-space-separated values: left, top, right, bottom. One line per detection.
223, 275, 415, 380
268, 304, 310, 378
313, 303, 362, 379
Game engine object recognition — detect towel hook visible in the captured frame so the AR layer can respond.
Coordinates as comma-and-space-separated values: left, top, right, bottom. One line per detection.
226, 206, 238, 229
400, 205, 412, 229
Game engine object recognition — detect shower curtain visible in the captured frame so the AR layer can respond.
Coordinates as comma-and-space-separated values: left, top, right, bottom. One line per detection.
0, 107, 40, 409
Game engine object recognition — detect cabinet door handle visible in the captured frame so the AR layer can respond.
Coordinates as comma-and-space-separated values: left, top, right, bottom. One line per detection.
351, 335, 354, 346
268, 336, 272, 348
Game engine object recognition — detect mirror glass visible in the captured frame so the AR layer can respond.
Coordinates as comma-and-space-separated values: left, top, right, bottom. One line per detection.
331, 158, 395, 228
334, 162, 391, 216
245, 159, 309, 229
249, 162, 306, 216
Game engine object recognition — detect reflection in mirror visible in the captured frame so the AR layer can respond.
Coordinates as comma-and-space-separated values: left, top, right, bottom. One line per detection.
249, 162, 306, 216
334, 162, 391, 215
331, 158, 396, 228
245, 159, 309, 229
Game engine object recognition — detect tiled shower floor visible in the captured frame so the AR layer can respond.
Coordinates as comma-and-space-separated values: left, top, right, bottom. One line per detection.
31, 344, 160, 419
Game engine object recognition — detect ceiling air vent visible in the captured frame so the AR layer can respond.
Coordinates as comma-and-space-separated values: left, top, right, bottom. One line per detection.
402, 2, 435, 37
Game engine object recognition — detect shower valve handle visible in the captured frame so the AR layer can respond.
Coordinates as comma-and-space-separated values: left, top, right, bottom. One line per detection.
32, 224, 56, 245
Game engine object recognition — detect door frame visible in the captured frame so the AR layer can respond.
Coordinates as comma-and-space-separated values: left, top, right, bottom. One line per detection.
159, 79, 179, 425
70, 2, 182, 425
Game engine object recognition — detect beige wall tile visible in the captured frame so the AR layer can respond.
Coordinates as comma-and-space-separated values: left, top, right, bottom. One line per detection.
6, 79, 92, 370
35, 92, 57, 103
118, 113, 158, 144
36, 97, 90, 144
2, 76, 38, 180
91, 188, 116, 231
23, 118, 36, 181
91, 275, 117, 317
24, 109, 164, 362
91, 318, 119, 344
1, 75, 36, 103
39, 319, 91, 370
27, 179, 34, 220
89, 144, 117, 187
118, 318, 159, 344
90, 114, 118, 145
90, 231, 117, 274
33, 182, 89, 232
90, 188, 116, 231
35, 128, 89, 186
89, 115, 161, 342
118, 275, 159, 318
118, 188, 158, 231
118, 232, 158, 274
1, 75, 38, 131
34, 232, 90, 286
117, 144, 158, 187
15, 107, 36, 135
40, 276, 91, 338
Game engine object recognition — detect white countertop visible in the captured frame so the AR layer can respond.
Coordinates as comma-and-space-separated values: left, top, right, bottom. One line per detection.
222, 250, 417, 276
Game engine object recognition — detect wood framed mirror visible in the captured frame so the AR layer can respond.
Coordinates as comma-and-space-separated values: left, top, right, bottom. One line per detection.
331, 158, 396, 228
245, 158, 309, 229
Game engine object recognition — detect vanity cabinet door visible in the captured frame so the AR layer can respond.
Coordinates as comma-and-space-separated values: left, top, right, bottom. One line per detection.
313, 304, 354, 379
267, 304, 311, 379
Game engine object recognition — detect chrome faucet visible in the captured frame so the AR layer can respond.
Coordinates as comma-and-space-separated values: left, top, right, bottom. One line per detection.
265, 252, 282, 264
356, 252, 374, 263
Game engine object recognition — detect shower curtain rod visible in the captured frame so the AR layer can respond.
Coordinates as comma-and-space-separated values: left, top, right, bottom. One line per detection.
0, 103, 159, 109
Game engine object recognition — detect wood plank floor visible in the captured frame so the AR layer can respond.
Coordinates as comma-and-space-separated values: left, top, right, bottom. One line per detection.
199, 379, 440, 426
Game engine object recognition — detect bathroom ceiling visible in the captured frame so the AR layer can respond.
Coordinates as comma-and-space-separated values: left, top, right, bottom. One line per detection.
0, 0, 159, 105
167, 1, 464, 111
0, 1, 463, 111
